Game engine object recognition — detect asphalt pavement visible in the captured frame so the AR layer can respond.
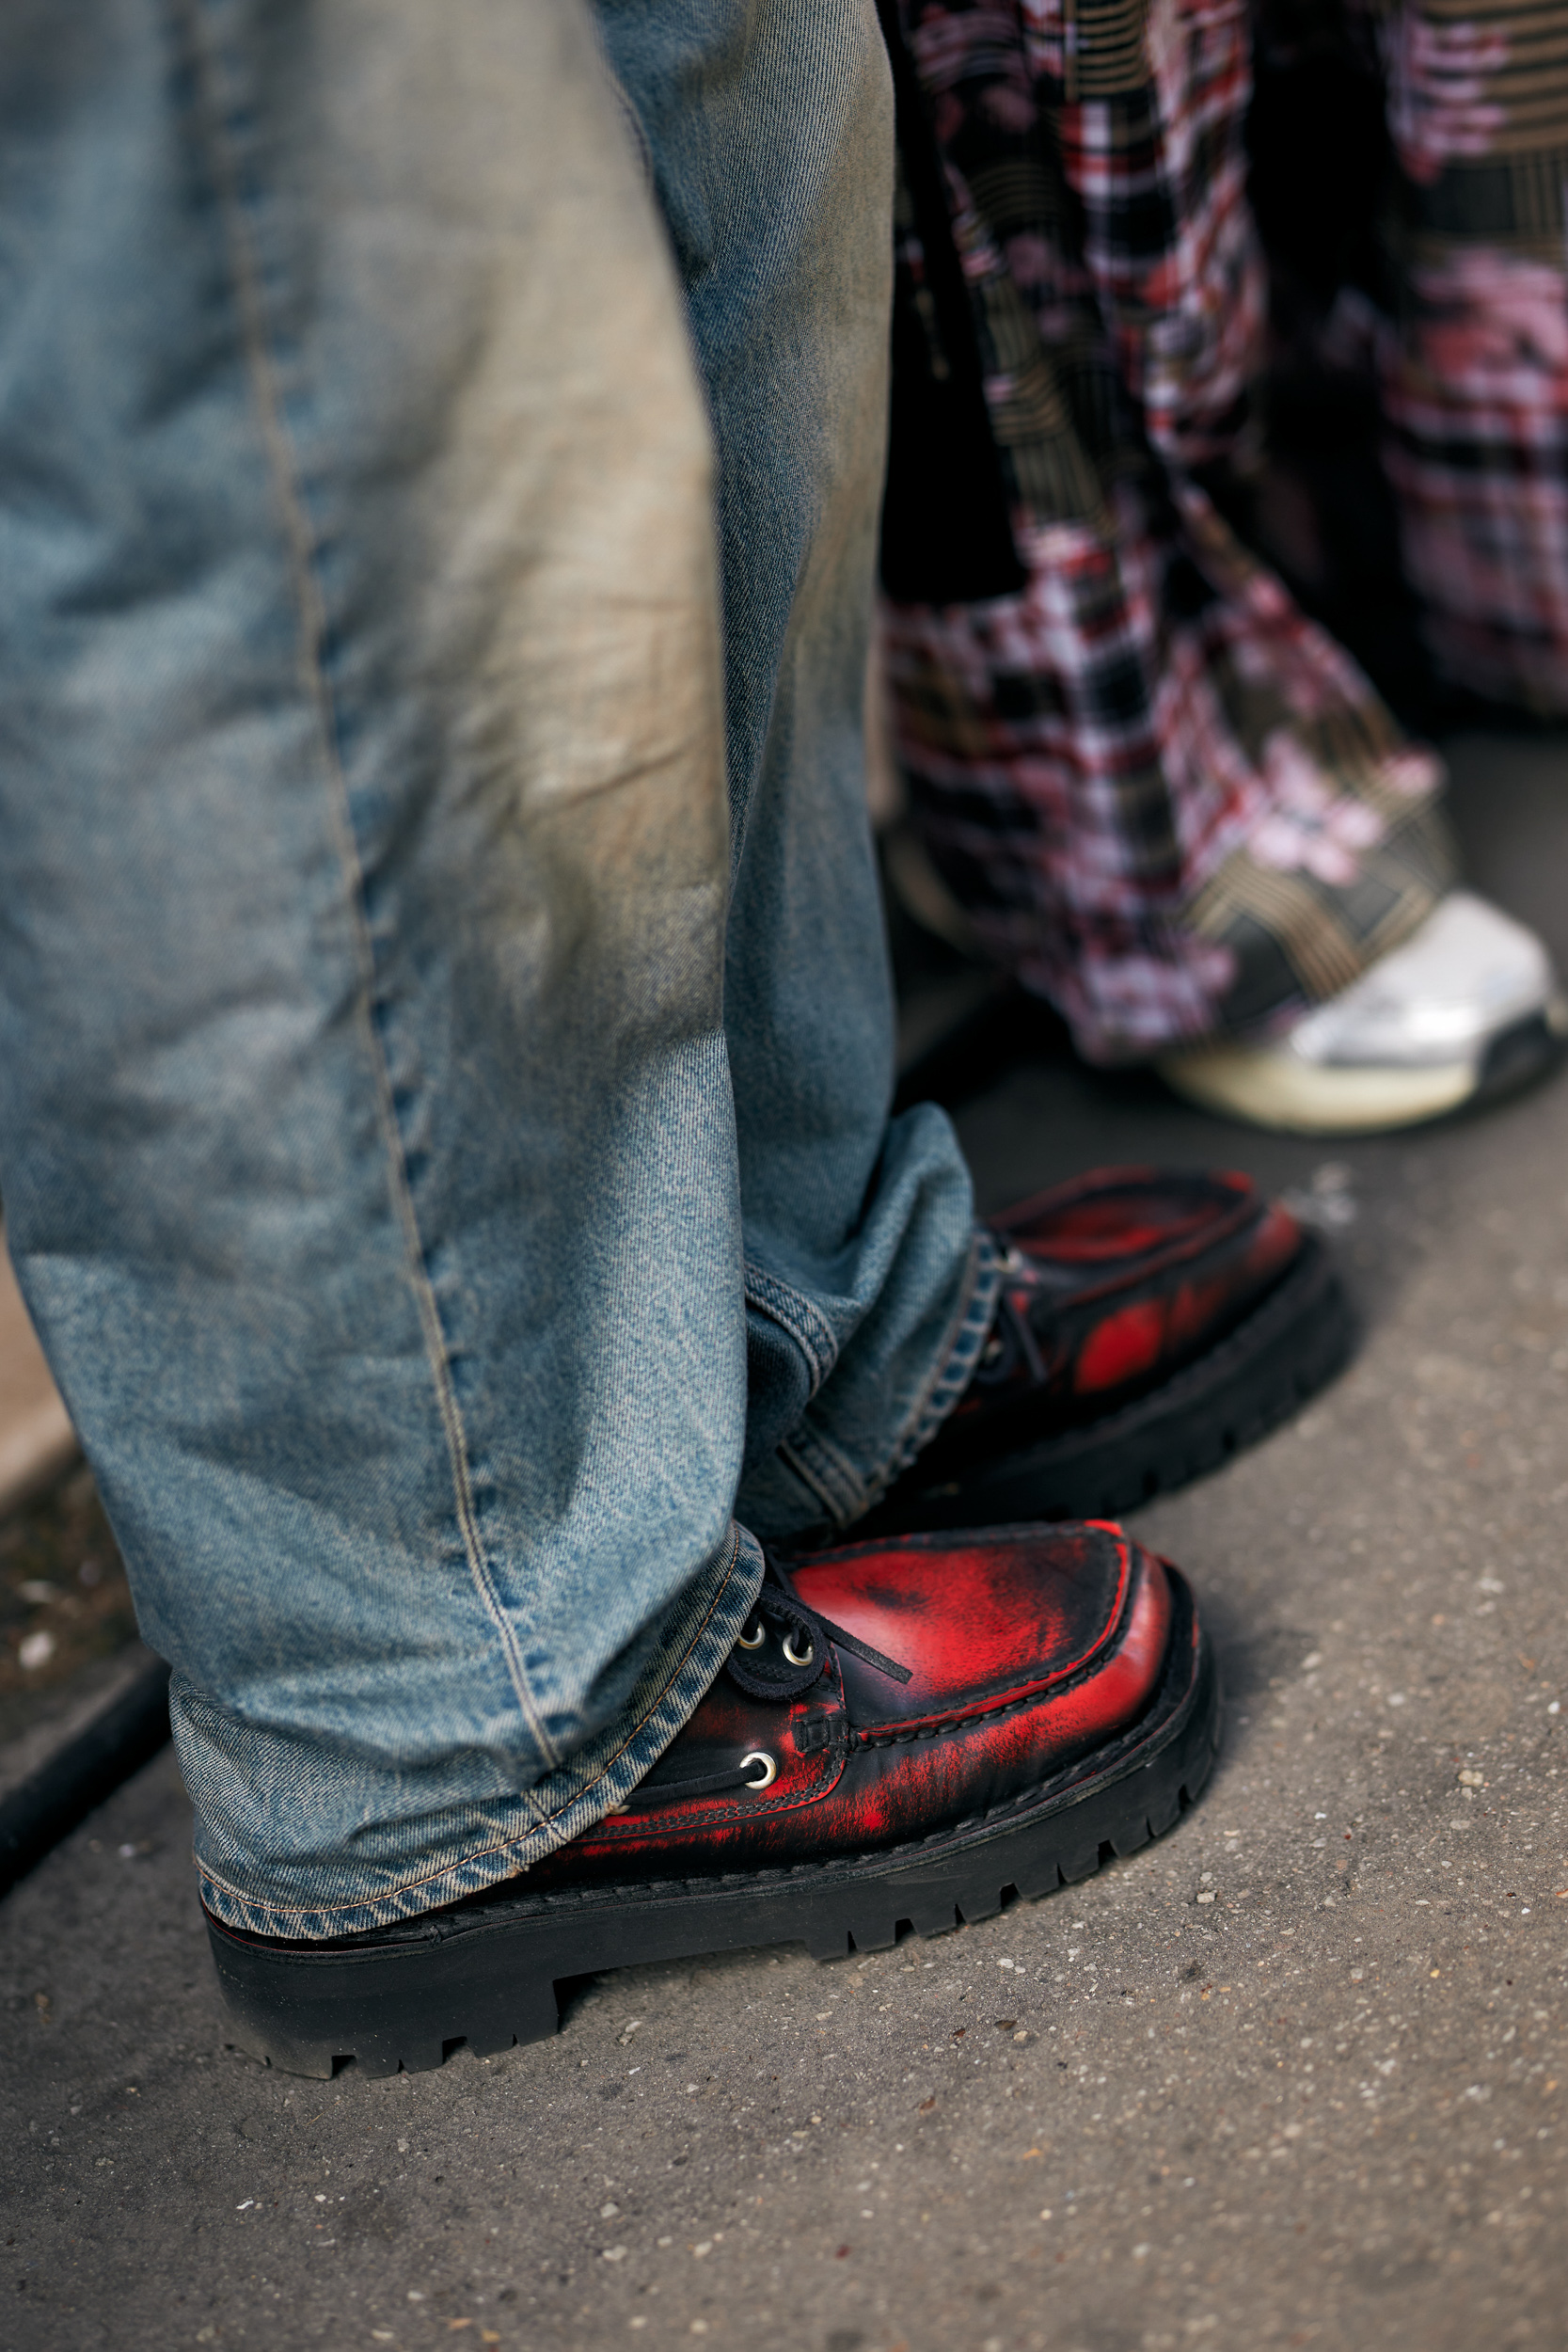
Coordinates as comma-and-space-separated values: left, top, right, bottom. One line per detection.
4, 731, 1567, 2352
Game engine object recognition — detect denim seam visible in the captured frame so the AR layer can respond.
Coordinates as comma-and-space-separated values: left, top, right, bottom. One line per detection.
184, 1, 557, 1769
779, 1226, 1002, 1529
742, 1261, 840, 1397
774, 1423, 865, 1525
196, 1524, 762, 1935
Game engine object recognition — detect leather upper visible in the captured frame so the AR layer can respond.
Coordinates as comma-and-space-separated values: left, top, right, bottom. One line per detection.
790, 1525, 1137, 1729
528, 1521, 1175, 1884
927, 1166, 1303, 1462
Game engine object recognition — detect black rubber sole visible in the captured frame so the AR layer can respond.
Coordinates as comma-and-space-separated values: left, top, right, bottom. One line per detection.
206, 1569, 1219, 2079
1465, 1008, 1567, 1121
854, 1232, 1355, 1536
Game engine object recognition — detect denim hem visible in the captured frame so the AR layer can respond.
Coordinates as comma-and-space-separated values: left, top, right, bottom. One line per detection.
777, 1224, 1003, 1530
742, 1260, 841, 1397
195, 1525, 765, 1940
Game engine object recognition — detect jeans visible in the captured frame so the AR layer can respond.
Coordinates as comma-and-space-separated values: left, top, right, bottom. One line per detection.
0, 0, 995, 1937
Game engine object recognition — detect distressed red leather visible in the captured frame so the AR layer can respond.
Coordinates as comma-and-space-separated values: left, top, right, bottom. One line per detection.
528, 1521, 1173, 1884
940, 1167, 1303, 1451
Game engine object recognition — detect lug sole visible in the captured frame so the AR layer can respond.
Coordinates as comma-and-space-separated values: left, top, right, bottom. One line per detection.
857, 1232, 1354, 1535
206, 1568, 1218, 2079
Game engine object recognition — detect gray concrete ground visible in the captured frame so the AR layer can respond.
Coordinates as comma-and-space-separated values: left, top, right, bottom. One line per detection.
5, 734, 1568, 2352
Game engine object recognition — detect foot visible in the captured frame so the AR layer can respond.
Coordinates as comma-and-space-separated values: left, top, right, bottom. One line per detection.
1158, 891, 1567, 1135
853, 1165, 1354, 1534
204, 1522, 1217, 2077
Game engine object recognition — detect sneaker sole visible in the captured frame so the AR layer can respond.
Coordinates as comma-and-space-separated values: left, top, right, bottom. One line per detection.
857, 1232, 1354, 1534
205, 1566, 1218, 2079
1157, 1002, 1567, 1136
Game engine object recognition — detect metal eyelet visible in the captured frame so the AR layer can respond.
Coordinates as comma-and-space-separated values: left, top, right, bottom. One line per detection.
781, 1631, 814, 1668
736, 1617, 766, 1651
740, 1750, 777, 1790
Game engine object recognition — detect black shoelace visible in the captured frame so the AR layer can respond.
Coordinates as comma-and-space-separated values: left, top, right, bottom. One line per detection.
723, 1552, 910, 1699
613, 1555, 911, 1810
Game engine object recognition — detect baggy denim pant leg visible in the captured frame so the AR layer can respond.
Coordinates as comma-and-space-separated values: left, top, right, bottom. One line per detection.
597, 1, 1001, 1543
0, 0, 766, 1937
0, 0, 990, 1937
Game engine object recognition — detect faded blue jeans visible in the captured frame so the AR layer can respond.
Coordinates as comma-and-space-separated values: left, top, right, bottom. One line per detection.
0, 0, 996, 1936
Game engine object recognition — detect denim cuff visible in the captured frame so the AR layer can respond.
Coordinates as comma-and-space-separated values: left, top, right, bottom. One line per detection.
196, 1525, 765, 1941
760, 1224, 1003, 1535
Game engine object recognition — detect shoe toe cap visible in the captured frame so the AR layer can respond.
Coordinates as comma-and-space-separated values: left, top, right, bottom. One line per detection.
793, 1520, 1166, 1736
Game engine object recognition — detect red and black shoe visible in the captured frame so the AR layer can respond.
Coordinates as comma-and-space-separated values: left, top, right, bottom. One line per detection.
205, 1522, 1218, 2077
856, 1166, 1354, 1536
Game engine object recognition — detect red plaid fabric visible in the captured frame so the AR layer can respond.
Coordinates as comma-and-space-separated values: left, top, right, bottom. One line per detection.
883, 0, 1451, 1061
1371, 1, 1568, 712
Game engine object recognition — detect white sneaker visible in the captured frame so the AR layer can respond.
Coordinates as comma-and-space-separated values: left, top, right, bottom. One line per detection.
1157, 892, 1568, 1135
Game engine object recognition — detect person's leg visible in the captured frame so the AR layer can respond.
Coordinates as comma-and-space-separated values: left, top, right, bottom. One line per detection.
873, 0, 1561, 1135
1373, 2, 1568, 716
594, 1, 997, 1547
0, 0, 765, 1938
0, 0, 1003, 1939
876, 0, 1454, 1065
